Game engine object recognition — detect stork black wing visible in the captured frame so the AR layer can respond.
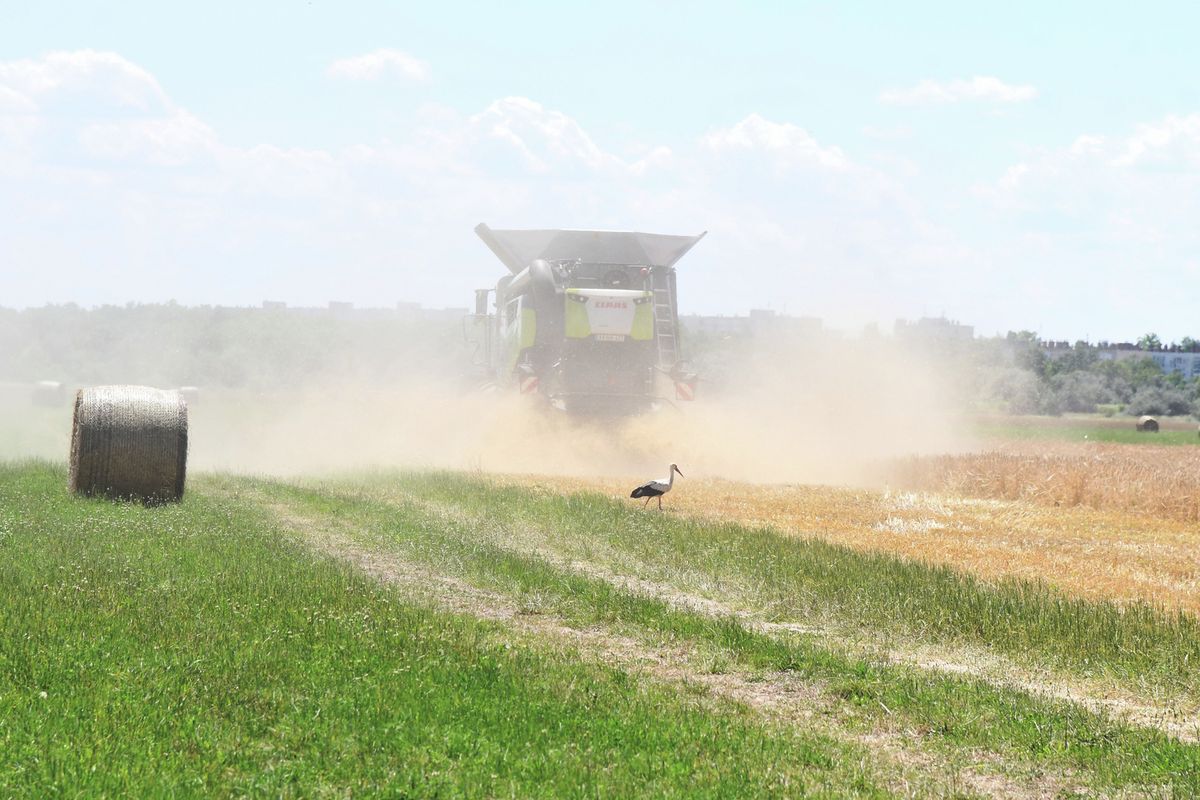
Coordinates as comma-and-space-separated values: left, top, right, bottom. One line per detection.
631, 483, 663, 498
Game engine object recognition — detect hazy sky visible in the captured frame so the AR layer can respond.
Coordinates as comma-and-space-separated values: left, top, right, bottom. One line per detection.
2, 1, 1198, 339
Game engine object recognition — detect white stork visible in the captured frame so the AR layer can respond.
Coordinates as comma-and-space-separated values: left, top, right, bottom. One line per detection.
630, 464, 683, 510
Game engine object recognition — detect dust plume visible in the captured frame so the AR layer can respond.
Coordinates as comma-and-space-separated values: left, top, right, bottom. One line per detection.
1, 304, 973, 486
185, 334, 972, 486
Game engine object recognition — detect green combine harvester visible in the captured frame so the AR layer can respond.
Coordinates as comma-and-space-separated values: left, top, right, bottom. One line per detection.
470, 224, 706, 416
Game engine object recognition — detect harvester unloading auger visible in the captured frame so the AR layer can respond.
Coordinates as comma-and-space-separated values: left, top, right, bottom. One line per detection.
469, 224, 707, 416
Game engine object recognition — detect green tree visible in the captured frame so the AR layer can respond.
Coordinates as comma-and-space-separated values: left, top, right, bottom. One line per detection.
1005, 330, 1047, 375
1044, 341, 1097, 376
1137, 333, 1162, 351
1006, 330, 1042, 347
1127, 356, 1166, 388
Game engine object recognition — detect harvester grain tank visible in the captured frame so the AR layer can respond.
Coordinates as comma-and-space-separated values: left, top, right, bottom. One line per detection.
470, 224, 706, 416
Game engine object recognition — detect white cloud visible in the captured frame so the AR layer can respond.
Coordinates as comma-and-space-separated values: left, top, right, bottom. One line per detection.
0, 49, 168, 110
1067, 134, 1104, 158
0, 49, 968, 331
971, 113, 1200, 334
0, 85, 38, 147
327, 49, 430, 82
221, 144, 349, 197
879, 76, 1037, 106
701, 114, 848, 169
79, 110, 216, 166
0, 85, 36, 113
0, 50, 209, 172
989, 113, 1200, 200
467, 96, 615, 173
12, 48, 1200, 339
996, 162, 1029, 190
1111, 114, 1200, 168
473, 97, 596, 167
629, 145, 673, 175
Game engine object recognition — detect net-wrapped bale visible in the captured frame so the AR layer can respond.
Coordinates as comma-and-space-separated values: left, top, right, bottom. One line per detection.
69, 385, 188, 503
1136, 415, 1159, 433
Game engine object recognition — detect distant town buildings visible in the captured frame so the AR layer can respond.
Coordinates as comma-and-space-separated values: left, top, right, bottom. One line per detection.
259, 300, 468, 322
1043, 341, 1200, 378
681, 310, 822, 338
1145, 351, 1200, 377
395, 303, 470, 323
894, 317, 975, 343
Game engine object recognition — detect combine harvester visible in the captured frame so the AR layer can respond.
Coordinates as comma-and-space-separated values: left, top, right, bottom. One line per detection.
470, 224, 706, 416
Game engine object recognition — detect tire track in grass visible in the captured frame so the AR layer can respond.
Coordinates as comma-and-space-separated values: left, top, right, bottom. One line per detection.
250, 486, 1080, 800
365, 482, 1200, 746
3, 464, 897, 798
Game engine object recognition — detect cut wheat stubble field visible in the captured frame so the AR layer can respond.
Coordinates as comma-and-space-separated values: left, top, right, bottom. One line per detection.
501, 440, 1200, 616
889, 441, 1200, 522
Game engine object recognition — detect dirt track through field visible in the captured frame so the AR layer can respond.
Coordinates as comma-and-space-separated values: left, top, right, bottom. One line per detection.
373, 483, 1200, 744
256, 490, 1078, 800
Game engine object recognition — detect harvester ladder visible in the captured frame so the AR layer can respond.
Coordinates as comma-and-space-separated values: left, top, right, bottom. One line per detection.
650, 267, 678, 370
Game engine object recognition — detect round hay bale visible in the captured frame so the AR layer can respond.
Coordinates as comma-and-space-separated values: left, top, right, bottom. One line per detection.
68, 385, 188, 503
1136, 415, 1159, 433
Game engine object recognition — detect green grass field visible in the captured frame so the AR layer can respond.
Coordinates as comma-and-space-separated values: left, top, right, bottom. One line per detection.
0, 463, 881, 798
976, 414, 1200, 445
4, 462, 1200, 796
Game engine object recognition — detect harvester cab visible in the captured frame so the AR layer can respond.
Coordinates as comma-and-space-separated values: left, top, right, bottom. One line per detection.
468, 224, 706, 416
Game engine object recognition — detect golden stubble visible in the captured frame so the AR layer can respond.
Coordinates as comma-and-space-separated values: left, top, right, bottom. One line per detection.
497, 471, 1200, 616
884, 441, 1200, 523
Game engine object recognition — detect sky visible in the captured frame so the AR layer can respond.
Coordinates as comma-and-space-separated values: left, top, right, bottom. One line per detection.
2, 1, 1198, 340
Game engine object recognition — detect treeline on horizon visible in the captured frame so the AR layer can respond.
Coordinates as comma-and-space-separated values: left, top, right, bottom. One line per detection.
0, 303, 469, 391
684, 325, 1200, 420
3, 304, 1197, 418
967, 332, 1200, 418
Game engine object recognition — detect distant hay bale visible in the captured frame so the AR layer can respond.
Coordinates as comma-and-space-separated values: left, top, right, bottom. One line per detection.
1136, 415, 1159, 433
68, 386, 189, 503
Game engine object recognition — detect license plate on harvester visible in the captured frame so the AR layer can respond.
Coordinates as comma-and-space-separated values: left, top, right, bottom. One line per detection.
593, 334, 626, 342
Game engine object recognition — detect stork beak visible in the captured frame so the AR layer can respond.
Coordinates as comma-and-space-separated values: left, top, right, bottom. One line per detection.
674, 466, 684, 477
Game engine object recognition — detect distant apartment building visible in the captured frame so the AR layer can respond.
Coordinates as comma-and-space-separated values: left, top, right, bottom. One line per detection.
1042, 342, 1200, 378
1147, 351, 1200, 377
259, 300, 468, 322
894, 316, 975, 343
1100, 348, 1200, 378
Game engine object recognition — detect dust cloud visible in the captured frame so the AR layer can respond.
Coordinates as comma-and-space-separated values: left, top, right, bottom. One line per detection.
1, 308, 974, 487
183, 335, 973, 487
